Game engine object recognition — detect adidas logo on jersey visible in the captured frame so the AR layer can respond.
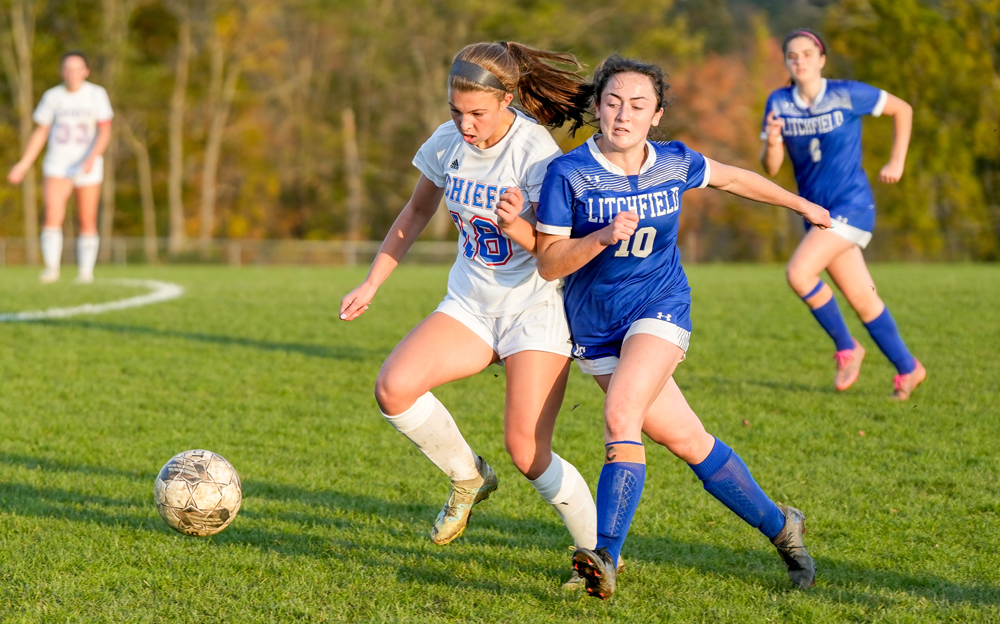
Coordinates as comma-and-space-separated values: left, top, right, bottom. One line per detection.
449, 159, 460, 170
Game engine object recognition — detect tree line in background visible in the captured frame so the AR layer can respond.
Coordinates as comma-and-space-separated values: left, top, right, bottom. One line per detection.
0, 0, 996, 262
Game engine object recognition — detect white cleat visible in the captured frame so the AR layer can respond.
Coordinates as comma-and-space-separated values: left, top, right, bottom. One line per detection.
74, 272, 94, 284
39, 268, 60, 284
430, 456, 498, 545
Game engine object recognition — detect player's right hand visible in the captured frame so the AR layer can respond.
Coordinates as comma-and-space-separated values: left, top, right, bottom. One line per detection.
764, 111, 784, 146
599, 210, 639, 247
339, 281, 377, 321
7, 162, 28, 185
801, 201, 832, 230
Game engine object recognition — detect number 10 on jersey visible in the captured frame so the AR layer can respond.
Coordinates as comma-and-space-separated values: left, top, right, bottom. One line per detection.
449, 211, 514, 266
614, 226, 656, 258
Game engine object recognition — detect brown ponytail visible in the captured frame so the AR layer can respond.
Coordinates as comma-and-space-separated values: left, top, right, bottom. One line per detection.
449, 42, 591, 131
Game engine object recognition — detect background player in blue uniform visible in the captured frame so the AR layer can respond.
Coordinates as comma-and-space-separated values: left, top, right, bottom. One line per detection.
761, 29, 925, 400
535, 55, 831, 599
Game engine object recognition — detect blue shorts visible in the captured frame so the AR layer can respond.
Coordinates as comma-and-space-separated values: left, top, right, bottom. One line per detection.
573, 296, 692, 376
804, 203, 875, 248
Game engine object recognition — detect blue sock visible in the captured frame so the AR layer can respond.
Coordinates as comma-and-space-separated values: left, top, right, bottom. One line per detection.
594, 442, 646, 564
809, 296, 854, 352
689, 438, 786, 540
864, 307, 916, 374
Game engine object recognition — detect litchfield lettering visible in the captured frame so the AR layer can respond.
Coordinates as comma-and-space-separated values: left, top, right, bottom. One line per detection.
781, 111, 845, 137
586, 187, 680, 224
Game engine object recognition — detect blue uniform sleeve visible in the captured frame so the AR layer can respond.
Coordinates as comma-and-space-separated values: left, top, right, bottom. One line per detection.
682, 144, 711, 191
847, 80, 888, 117
535, 162, 574, 236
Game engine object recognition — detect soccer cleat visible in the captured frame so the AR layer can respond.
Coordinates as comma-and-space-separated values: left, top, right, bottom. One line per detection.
771, 505, 815, 589
834, 338, 865, 391
74, 272, 94, 284
39, 268, 60, 284
430, 456, 498, 545
571, 546, 617, 600
562, 553, 625, 591
892, 359, 926, 401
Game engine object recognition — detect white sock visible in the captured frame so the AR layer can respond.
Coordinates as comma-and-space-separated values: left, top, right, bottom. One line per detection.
40, 227, 63, 271
529, 452, 598, 549
382, 392, 480, 482
77, 235, 99, 276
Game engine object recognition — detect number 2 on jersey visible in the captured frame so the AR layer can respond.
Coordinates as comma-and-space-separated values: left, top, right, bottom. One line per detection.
450, 211, 513, 266
614, 226, 656, 258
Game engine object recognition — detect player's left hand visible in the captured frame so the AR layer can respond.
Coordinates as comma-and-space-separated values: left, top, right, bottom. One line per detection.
82, 157, 96, 174
879, 160, 904, 184
495, 187, 523, 230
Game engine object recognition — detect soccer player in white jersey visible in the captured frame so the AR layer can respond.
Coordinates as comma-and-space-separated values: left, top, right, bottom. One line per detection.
535, 56, 831, 599
339, 41, 607, 588
761, 29, 925, 400
7, 51, 113, 284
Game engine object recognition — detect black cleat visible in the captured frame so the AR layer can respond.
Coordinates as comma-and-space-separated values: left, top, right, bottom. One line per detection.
571, 546, 617, 600
771, 505, 816, 589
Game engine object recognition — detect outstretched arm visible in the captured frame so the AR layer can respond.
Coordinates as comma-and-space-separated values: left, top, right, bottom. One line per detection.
877, 93, 912, 184
7, 125, 50, 184
339, 174, 445, 320
707, 157, 831, 229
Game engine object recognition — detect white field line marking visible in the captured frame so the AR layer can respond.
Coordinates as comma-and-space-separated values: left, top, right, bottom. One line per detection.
0, 279, 184, 322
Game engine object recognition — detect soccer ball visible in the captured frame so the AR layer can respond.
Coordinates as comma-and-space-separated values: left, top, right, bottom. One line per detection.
153, 449, 242, 537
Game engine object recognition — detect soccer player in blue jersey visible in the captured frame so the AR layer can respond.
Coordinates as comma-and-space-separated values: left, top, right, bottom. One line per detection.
761, 29, 925, 400
534, 55, 831, 599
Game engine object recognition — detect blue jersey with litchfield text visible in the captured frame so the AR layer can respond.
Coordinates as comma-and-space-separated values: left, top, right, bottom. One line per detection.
536, 137, 710, 346
763, 79, 887, 212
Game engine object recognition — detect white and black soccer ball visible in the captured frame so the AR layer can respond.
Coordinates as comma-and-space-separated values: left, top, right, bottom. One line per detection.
153, 449, 242, 537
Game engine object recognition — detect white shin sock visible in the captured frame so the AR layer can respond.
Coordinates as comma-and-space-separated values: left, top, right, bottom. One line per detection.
77, 235, 99, 277
382, 392, 480, 482
40, 227, 63, 271
529, 452, 598, 549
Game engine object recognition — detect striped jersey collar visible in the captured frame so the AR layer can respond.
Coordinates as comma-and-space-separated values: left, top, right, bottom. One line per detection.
586, 135, 657, 176
792, 78, 828, 111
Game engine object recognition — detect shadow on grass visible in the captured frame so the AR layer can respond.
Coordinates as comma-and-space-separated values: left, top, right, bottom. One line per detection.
29, 318, 373, 361
2, 452, 998, 609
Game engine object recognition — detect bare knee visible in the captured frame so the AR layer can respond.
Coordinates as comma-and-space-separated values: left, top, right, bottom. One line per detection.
374, 368, 424, 415
504, 433, 549, 479
785, 262, 817, 295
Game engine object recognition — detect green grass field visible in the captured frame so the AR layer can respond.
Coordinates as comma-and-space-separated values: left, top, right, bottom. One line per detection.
1, 264, 998, 623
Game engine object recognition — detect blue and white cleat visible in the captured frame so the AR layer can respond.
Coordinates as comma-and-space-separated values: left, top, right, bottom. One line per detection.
430, 456, 498, 545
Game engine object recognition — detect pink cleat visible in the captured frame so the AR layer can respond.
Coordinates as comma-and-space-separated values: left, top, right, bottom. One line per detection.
892, 359, 926, 401
834, 338, 866, 392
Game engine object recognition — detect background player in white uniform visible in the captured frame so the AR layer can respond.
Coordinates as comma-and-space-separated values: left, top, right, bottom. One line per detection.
535, 56, 830, 599
340, 41, 603, 587
7, 51, 113, 284
761, 29, 925, 400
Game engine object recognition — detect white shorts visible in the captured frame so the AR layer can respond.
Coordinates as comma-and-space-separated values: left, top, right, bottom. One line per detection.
829, 219, 873, 249
43, 156, 104, 188
435, 291, 573, 360
576, 318, 689, 376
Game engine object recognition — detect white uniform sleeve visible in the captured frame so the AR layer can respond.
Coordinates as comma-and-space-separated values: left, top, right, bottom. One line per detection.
32, 90, 55, 126
95, 86, 114, 121
521, 134, 562, 203
411, 128, 448, 187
